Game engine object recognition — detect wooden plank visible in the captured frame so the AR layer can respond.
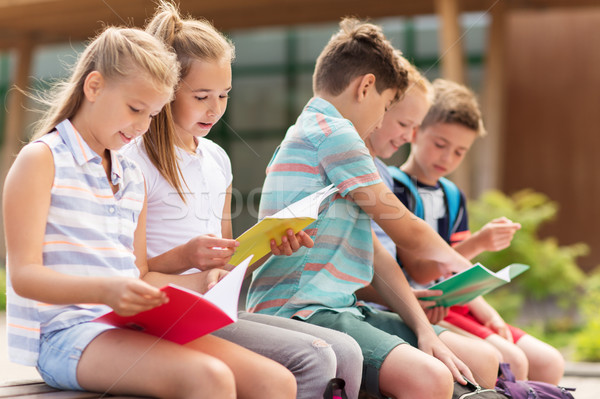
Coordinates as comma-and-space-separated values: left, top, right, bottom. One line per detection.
1, 0, 599, 49
0, 381, 148, 398
434, 0, 472, 196
0, 34, 33, 258
473, 1, 507, 196
0, 381, 58, 397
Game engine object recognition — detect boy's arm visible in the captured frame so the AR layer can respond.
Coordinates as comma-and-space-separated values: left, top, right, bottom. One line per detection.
351, 182, 471, 274
370, 231, 473, 384
453, 217, 521, 260
466, 296, 513, 341
396, 250, 448, 284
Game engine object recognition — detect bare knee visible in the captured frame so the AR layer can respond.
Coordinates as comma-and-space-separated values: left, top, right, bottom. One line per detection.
500, 343, 529, 381
255, 365, 296, 399
471, 342, 500, 389
525, 343, 565, 384
176, 356, 235, 399
380, 347, 453, 399
415, 360, 454, 398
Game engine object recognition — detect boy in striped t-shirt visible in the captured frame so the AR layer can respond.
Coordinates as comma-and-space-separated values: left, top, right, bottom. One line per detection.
247, 18, 499, 398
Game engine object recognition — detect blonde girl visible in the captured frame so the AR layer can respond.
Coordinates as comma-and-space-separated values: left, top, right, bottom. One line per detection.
123, 2, 363, 398
4, 26, 294, 398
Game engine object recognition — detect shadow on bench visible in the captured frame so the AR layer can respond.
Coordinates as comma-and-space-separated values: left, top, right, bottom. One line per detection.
0, 379, 149, 398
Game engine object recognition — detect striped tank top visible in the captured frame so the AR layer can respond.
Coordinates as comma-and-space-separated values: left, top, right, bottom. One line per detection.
6, 119, 145, 366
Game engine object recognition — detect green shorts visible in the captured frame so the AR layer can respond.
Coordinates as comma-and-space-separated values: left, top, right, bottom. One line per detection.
304, 308, 446, 398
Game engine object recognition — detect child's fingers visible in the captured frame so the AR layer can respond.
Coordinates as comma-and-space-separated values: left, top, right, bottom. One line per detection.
419, 300, 438, 309
414, 289, 443, 298
270, 239, 282, 256
129, 280, 164, 299
204, 268, 229, 292
286, 229, 301, 252
204, 236, 240, 249
296, 230, 314, 248
207, 246, 236, 259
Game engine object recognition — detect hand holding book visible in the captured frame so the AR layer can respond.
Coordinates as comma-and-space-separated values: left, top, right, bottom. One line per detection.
228, 184, 338, 266
94, 255, 253, 344
419, 263, 530, 308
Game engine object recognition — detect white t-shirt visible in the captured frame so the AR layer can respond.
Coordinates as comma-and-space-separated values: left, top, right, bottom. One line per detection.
122, 138, 233, 264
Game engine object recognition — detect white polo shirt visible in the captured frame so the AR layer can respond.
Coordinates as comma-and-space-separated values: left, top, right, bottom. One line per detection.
123, 138, 232, 264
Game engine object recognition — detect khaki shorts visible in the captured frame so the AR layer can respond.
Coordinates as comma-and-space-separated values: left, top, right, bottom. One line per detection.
304, 307, 446, 398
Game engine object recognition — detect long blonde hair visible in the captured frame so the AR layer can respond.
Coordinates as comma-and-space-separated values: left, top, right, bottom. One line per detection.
144, 0, 235, 201
32, 26, 180, 140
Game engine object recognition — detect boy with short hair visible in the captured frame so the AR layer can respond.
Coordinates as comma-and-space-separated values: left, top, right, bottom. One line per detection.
247, 19, 499, 398
389, 78, 564, 384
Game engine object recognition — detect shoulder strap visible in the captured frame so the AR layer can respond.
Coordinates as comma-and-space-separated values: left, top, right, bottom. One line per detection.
438, 177, 461, 239
388, 166, 423, 218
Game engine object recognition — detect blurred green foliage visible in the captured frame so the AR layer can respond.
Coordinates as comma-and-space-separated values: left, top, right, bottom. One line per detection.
574, 270, 600, 361
1, 266, 5, 311
468, 189, 587, 323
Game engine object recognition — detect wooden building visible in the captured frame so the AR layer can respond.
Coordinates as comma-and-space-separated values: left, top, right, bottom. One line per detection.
0, 0, 599, 270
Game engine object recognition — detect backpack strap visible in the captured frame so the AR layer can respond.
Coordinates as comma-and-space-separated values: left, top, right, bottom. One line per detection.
389, 167, 462, 242
388, 166, 423, 218
438, 177, 462, 239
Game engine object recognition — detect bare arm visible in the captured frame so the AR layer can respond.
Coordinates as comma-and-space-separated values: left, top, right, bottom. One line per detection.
4, 143, 165, 316
370, 231, 473, 384
396, 250, 448, 284
466, 297, 512, 341
453, 217, 521, 260
351, 182, 471, 274
147, 184, 238, 274
136, 184, 229, 293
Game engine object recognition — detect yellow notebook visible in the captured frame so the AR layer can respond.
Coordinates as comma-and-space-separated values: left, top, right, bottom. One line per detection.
229, 184, 338, 266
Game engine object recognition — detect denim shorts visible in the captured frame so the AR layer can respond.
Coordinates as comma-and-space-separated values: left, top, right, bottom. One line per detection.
305, 308, 446, 398
37, 322, 116, 390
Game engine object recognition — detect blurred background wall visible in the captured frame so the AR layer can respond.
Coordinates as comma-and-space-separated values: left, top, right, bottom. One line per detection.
0, 0, 598, 271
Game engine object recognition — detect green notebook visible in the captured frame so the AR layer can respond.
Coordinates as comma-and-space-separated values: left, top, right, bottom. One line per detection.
420, 263, 530, 308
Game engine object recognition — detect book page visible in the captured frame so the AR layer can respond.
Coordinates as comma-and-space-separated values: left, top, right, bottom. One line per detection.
421, 262, 529, 307
203, 255, 252, 319
272, 184, 338, 219
228, 185, 337, 266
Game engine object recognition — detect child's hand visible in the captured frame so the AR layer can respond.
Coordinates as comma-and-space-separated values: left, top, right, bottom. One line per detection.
486, 317, 513, 342
270, 229, 314, 256
105, 277, 168, 317
468, 297, 513, 341
182, 234, 239, 270
475, 217, 521, 252
413, 289, 448, 324
418, 332, 475, 386
192, 268, 230, 294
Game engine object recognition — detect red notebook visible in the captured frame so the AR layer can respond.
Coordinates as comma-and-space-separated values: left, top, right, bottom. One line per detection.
94, 256, 251, 344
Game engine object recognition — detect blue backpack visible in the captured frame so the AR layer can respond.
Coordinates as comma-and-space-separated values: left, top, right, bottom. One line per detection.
388, 166, 462, 241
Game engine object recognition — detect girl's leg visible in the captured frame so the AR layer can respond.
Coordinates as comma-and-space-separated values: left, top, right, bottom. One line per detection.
380, 344, 453, 399
77, 329, 235, 399
516, 334, 564, 384
213, 314, 333, 399
485, 333, 529, 380
234, 312, 363, 399
439, 331, 499, 388
186, 332, 297, 399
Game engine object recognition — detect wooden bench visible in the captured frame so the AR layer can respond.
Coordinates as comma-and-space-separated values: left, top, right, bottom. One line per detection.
0, 379, 146, 398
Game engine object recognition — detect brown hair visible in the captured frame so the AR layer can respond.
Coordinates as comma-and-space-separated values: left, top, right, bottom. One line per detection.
144, 0, 235, 201
402, 59, 433, 105
420, 79, 486, 137
313, 18, 408, 99
31, 27, 179, 140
